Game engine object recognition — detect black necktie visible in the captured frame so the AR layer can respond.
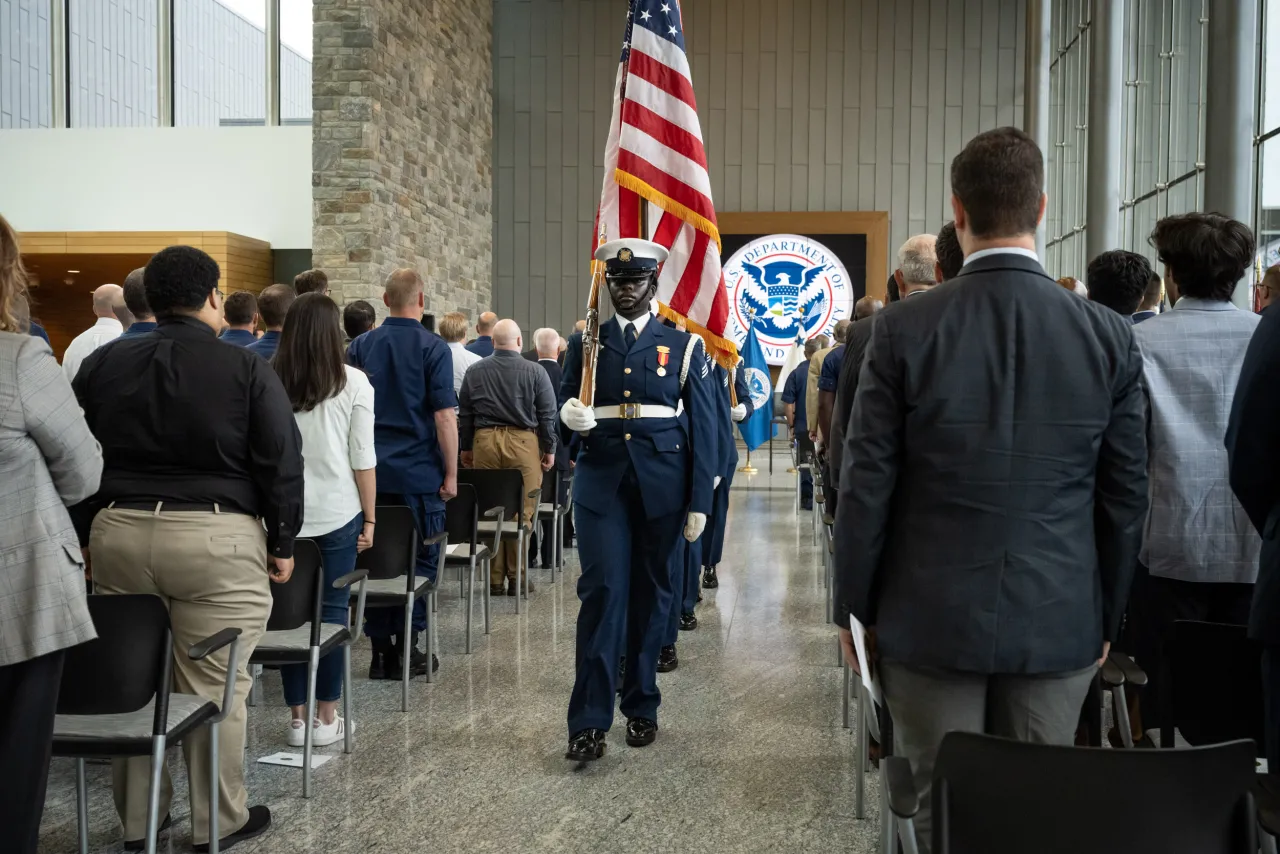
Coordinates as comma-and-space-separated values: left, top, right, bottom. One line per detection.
624, 322, 638, 351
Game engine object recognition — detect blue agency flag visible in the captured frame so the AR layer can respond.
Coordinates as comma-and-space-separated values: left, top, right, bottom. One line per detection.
737, 322, 774, 452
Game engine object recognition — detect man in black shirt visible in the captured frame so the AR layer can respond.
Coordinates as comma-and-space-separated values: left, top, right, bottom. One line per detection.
74, 245, 303, 852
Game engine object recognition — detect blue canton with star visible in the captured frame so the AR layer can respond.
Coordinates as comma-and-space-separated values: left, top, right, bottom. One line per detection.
629, 0, 686, 52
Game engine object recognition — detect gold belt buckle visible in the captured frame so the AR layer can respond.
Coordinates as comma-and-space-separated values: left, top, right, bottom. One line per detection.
618, 402, 642, 419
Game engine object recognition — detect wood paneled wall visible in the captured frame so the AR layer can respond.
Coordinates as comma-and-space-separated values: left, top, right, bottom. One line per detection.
492, 0, 1027, 336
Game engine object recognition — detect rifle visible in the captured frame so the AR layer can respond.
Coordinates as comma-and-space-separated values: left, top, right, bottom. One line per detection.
579, 224, 608, 407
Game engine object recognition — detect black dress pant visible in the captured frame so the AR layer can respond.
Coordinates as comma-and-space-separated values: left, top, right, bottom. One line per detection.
0, 649, 66, 854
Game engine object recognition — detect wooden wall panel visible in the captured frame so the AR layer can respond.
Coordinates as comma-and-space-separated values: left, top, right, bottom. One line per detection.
492, 0, 1025, 335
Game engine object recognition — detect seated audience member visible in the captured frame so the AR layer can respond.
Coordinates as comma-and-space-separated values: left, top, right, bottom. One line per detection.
440, 310, 482, 395
62, 283, 125, 382
1258, 264, 1280, 314
73, 245, 303, 851
935, 221, 964, 281
1133, 271, 1164, 323
466, 311, 498, 356
293, 268, 329, 296
459, 319, 557, 596
834, 128, 1147, 854
346, 269, 458, 678
782, 337, 822, 510
528, 325, 569, 569
247, 284, 296, 361
830, 235, 939, 505
219, 291, 259, 347
0, 214, 103, 854
1086, 250, 1155, 321
1125, 214, 1260, 745
272, 293, 376, 748
342, 299, 377, 344
118, 268, 157, 337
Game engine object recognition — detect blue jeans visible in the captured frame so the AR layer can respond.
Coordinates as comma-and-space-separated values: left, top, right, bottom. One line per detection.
363, 493, 444, 639
281, 512, 363, 707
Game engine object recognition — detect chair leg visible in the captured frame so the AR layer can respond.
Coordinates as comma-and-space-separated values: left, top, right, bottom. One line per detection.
879, 772, 894, 854
304, 646, 318, 798
75, 758, 89, 854
208, 722, 220, 854
483, 557, 492, 635
466, 556, 475, 654
1261, 827, 1279, 854
425, 592, 436, 684
898, 818, 922, 854
1110, 684, 1134, 749
843, 662, 851, 729
854, 692, 866, 820
401, 597, 412, 712
145, 735, 166, 854
342, 643, 354, 754
515, 531, 524, 615
247, 663, 260, 707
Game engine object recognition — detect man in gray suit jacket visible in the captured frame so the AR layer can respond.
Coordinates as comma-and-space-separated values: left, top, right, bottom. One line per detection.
833, 127, 1149, 852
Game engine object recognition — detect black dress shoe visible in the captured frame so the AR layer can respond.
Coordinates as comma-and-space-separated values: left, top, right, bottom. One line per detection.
625, 717, 658, 747
657, 644, 678, 672
701, 566, 719, 588
192, 805, 271, 852
679, 611, 698, 631
369, 639, 394, 680
566, 728, 607, 761
124, 814, 172, 850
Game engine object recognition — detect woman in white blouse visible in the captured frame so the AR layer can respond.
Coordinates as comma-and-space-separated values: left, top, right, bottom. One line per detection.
272, 293, 376, 746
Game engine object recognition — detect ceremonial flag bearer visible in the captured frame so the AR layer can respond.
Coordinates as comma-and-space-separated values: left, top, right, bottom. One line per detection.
559, 238, 717, 762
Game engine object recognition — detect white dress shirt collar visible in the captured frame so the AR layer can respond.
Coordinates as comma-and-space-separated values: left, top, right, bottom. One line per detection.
962, 246, 1040, 267
615, 311, 653, 338
93, 316, 124, 332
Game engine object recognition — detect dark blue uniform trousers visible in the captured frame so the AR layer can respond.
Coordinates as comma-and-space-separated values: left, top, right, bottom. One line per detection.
568, 466, 685, 736
363, 492, 444, 639
664, 535, 703, 646
703, 475, 733, 568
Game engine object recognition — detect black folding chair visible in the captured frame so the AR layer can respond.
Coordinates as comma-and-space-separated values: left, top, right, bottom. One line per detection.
885, 732, 1258, 854
460, 469, 541, 613
353, 505, 446, 708
52, 594, 241, 854
249, 540, 367, 797
534, 467, 569, 579
443, 483, 499, 652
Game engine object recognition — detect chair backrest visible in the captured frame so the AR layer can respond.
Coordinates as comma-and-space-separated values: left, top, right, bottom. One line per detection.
458, 468, 523, 518
932, 732, 1257, 854
540, 468, 561, 507
445, 483, 480, 549
266, 539, 324, 634
57, 594, 172, 717
355, 505, 418, 580
1168, 620, 1263, 748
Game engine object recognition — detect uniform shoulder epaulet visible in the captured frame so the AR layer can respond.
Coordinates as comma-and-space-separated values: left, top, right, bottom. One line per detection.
679, 332, 706, 389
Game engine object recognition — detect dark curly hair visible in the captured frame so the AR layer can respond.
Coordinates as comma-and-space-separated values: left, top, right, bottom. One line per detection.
936, 221, 964, 280
1086, 250, 1153, 316
1150, 213, 1255, 302
144, 245, 221, 316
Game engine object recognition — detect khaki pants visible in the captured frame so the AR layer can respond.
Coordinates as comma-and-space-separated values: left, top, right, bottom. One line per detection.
90, 507, 271, 845
472, 427, 543, 587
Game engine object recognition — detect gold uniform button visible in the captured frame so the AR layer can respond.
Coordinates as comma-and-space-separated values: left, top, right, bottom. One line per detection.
624, 390, 631, 398
624, 367, 632, 374
625, 433, 632, 440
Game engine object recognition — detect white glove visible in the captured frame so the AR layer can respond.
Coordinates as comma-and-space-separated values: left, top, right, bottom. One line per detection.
560, 398, 597, 433
713, 476, 722, 488
731, 403, 748, 422
684, 511, 707, 542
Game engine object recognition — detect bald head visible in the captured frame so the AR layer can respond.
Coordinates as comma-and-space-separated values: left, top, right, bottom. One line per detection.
93, 284, 123, 320
574, 319, 586, 333
492, 318, 522, 350
896, 234, 939, 293
853, 297, 883, 321
477, 311, 498, 335
383, 268, 424, 316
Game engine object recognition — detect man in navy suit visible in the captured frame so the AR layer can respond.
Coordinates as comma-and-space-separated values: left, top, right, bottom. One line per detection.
559, 238, 717, 762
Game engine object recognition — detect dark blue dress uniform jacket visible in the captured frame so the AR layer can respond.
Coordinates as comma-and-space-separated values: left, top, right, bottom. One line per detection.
561, 320, 717, 520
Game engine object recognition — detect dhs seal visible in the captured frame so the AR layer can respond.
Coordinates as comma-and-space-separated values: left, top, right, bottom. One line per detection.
743, 366, 772, 410
723, 234, 853, 365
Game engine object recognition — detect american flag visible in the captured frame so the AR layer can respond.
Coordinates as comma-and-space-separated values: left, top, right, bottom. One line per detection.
593, 0, 737, 367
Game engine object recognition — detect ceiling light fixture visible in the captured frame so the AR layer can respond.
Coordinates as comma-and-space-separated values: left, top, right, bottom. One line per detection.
67, 269, 80, 273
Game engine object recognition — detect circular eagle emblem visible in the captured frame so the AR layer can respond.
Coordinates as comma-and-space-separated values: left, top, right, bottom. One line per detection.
618, 248, 634, 262
723, 234, 853, 366
744, 367, 772, 411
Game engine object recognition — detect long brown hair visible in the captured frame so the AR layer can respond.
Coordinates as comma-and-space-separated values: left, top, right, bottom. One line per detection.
0, 214, 30, 333
273, 292, 347, 412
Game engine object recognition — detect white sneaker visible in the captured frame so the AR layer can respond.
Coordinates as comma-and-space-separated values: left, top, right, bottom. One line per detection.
310, 715, 351, 747
287, 719, 307, 747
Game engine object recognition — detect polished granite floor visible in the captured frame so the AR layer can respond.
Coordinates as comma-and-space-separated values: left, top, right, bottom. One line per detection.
37, 454, 880, 853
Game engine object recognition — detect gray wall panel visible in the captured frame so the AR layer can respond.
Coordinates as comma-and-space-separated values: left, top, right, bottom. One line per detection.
493, 0, 1026, 334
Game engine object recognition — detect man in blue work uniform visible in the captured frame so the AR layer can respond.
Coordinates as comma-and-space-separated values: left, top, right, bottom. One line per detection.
782, 338, 821, 510
347, 268, 459, 679
559, 238, 717, 761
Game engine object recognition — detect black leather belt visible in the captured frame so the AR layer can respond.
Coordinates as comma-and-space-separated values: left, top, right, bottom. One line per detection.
110, 501, 231, 513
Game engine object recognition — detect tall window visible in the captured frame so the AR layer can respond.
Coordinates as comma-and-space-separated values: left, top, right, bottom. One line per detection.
69, 0, 158, 127
1257, 0, 1280, 271
1045, 0, 1090, 279
279, 0, 311, 123
175, 0, 266, 126
1, 0, 53, 128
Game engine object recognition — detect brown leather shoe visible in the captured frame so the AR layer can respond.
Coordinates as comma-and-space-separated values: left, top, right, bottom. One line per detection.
507, 578, 534, 596
490, 584, 505, 597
